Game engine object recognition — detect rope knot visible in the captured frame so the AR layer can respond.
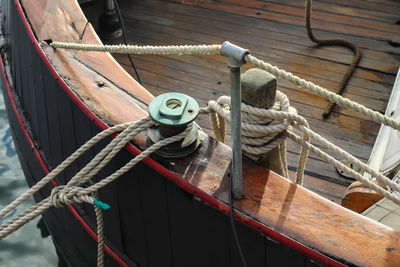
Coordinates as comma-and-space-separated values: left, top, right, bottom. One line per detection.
50, 186, 110, 210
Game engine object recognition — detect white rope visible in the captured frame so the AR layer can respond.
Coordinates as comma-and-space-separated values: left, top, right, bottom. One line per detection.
286, 131, 400, 205
51, 42, 400, 185
51, 42, 221, 56
295, 124, 400, 193
2, 41, 399, 266
51, 41, 400, 132
92, 190, 104, 267
244, 54, 400, 131
0, 116, 192, 267
201, 91, 400, 203
50, 186, 95, 207
201, 91, 309, 182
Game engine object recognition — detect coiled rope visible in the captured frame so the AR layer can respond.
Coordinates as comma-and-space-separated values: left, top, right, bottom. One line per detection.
202, 91, 308, 183
50, 38, 400, 225
1, 41, 399, 267
200, 92, 400, 201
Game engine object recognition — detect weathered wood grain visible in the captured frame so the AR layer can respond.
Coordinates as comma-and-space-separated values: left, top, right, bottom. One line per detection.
265, 0, 399, 24
167, 0, 400, 43
342, 181, 384, 213
75, 23, 154, 108
18, 0, 400, 266
106, 0, 397, 187
123, 2, 399, 74
241, 68, 286, 176
22, 0, 87, 42
221, 0, 399, 35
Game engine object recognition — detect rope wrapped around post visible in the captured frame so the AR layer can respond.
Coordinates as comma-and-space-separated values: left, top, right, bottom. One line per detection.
50, 41, 400, 131
201, 90, 309, 184
50, 41, 400, 196
240, 68, 288, 179
2, 40, 399, 267
38, 41, 400, 202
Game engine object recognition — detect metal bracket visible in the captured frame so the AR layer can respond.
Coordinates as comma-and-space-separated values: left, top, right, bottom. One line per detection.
220, 41, 249, 68
220, 41, 249, 199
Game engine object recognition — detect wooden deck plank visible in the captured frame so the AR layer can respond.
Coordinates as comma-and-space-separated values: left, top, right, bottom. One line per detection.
128, 1, 399, 74
317, 0, 400, 15
158, 0, 399, 54
220, 0, 399, 34
119, 0, 399, 57
109, 16, 391, 112
15, 0, 400, 265
116, 57, 379, 153
80, 0, 397, 188
102, 0, 395, 188
119, 13, 397, 85
166, 0, 400, 43
265, 0, 399, 24
112, 36, 389, 114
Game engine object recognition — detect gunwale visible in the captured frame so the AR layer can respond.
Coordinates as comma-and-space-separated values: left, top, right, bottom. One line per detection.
5, 0, 400, 266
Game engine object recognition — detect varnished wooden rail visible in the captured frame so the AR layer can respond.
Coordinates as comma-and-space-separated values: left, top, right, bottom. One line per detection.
18, 0, 400, 266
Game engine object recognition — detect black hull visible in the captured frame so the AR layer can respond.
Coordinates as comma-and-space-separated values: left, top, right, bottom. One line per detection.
0, 1, 334, 266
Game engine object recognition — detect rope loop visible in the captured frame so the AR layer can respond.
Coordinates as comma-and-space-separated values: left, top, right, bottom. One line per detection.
50, 186, 94, 208
2, 41, 400, 267
205, 91, 304, 157
203, 90, 310, 183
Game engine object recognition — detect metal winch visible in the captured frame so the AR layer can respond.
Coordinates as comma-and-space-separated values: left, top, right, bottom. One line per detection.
147, 92, 202, 159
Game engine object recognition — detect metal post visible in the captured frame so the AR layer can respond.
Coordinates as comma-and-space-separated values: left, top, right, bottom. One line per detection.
220, 42, 249, 199
230, 67, 243, 199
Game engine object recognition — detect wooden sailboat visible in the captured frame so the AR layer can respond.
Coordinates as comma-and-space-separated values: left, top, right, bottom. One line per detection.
0, 0, 399, 266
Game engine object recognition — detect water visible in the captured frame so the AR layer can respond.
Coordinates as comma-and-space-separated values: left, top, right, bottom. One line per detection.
0, 90, 58, 266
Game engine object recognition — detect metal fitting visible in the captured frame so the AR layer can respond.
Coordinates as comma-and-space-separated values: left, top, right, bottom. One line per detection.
99, 0, 122, 39
147, 92, 202, 159
220, 41, 249, 68
220, 41, 250, 199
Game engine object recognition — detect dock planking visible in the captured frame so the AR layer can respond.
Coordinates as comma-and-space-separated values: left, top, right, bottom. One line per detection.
81, 0, 399, 199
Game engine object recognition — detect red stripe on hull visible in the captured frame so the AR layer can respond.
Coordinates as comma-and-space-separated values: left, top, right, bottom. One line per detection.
9, 1, 345, 266
0, 55, 130, 267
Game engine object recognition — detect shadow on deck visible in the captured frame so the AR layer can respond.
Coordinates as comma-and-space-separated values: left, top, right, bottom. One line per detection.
81, 0, 400, 203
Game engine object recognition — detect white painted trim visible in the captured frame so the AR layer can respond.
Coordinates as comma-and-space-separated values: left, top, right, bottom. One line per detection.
367, 68, 400, 175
